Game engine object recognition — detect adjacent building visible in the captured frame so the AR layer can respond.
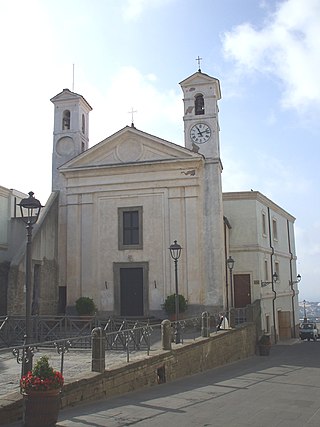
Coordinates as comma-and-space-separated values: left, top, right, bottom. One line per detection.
223, 191, 299, 338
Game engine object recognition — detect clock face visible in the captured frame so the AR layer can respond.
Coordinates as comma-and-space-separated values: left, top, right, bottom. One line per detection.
190, 123, 211, 144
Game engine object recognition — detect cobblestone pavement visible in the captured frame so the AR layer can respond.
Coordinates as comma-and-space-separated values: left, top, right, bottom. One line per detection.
0, 324, 204, 396
0, 346, 160, 397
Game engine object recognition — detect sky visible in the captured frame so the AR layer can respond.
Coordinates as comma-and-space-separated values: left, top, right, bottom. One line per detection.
0, 0, 319, 301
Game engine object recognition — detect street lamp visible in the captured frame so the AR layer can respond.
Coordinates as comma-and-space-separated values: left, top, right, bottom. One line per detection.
290, 274, 301, 285
227, 256, 235, 309
18, 191, 42, 375
169, 240, 182, 344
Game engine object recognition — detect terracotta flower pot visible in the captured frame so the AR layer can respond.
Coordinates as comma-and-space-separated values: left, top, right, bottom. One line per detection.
258, 344, 271, 356
23, 388, 61, 427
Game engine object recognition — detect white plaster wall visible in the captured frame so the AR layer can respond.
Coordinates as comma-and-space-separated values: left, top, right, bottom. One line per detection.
61, 161, 212, 313
223, 191, 298, 335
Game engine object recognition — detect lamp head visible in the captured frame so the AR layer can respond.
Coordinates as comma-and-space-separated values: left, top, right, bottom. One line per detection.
227, 255, 235, 271
169, 240, 182, 261
18, 191, 43, 225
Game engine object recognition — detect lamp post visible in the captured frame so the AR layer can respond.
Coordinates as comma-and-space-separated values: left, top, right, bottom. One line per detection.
18, 191, 42, 375
303, 299, 307, 322
289, 274, 301, 337
227, 256, 235, 309
169, 240, 182, 344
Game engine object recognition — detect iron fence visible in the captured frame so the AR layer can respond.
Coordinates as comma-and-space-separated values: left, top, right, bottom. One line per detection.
0, 309, 248, 349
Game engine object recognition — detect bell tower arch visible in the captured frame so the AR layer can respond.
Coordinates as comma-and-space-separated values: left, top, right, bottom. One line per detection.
50, 89, 92, 191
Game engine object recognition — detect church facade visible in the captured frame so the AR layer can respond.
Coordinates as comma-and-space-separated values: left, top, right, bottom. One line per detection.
51, 71, 225, 317
4, 69, 300, 340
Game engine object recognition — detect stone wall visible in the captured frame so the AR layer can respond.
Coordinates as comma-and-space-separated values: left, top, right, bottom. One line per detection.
0, 324, 256, 425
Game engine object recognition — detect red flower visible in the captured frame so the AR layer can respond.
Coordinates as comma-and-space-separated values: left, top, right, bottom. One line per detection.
20, 356, 64, 393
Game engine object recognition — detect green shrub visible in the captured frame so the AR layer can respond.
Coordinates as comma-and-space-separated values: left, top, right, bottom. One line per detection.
163, 294, 187, 314
75, 297, 96, 316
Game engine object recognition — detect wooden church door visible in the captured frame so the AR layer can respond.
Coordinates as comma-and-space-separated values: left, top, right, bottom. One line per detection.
120, 267, 144, 316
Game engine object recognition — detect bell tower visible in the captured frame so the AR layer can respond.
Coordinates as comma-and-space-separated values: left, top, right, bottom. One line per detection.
180, 69, 225, 310
180, 70, 221, 159
50, 89, 92, 191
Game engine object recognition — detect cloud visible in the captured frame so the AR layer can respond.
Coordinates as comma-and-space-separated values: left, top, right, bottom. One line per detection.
222, 0, 320, 112
89, 66, 182, 145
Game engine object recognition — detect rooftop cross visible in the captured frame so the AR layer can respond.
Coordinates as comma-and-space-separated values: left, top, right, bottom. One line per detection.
195, 56, 202, 72
128, 107, 137, 127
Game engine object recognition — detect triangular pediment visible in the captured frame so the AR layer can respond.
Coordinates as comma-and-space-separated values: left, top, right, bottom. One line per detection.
60, 126, 202, 170
50, 89, 92, 110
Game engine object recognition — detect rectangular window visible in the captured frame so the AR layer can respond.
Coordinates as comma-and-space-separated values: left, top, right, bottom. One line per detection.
262, 212, 267, 236
266, 315, 270, 334
264, 260, 268, 281
123, 211, 139, 245
272, 218, 278, 240
118, 207, 143, 250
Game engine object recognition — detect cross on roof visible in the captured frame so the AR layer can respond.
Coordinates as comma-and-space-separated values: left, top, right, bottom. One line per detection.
195, 56, 202, 72
128, 107, 137, 127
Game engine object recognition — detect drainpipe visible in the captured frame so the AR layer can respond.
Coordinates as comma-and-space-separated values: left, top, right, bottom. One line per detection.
267, 207, 277, 343
223, 216, 231, 313
287, 220, 296, 338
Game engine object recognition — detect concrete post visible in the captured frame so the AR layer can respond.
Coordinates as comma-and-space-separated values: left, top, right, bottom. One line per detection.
161, 319, 172, 350
91, 327, 105, 373
201, 311, 210, 337
246, 305, 253, 323
229, 308, 236, 328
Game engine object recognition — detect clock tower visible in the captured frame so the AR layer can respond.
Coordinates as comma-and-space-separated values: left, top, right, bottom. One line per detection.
180, 70, 221, 159
180, 69, 225, 309
50, 88, 92, 191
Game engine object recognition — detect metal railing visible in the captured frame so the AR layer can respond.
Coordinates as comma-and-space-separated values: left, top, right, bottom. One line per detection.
0, 308, 248, 349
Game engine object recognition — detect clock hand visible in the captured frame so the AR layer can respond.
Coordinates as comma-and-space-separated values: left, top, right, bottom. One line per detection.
196, 126, 203, 136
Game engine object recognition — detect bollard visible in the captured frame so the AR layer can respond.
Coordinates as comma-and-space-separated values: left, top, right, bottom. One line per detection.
91, 327, 106, 373
161, 319, 172, 350
201, 311, 210, 337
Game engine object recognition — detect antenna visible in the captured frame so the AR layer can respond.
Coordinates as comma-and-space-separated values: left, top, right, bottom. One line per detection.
72, 64, 75, 92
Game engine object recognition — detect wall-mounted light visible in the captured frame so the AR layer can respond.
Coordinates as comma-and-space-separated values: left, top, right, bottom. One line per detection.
289, 274, 301, 285
261, 272, 278, 288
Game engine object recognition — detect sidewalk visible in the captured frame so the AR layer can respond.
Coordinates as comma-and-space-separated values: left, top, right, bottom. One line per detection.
5, 338, 316, 427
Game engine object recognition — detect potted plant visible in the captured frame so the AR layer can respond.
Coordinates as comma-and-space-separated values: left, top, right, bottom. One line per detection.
163, 294, 187, 319
20, 356, 64, 427
75, 296, 96, 316
258, 334, 271, 356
